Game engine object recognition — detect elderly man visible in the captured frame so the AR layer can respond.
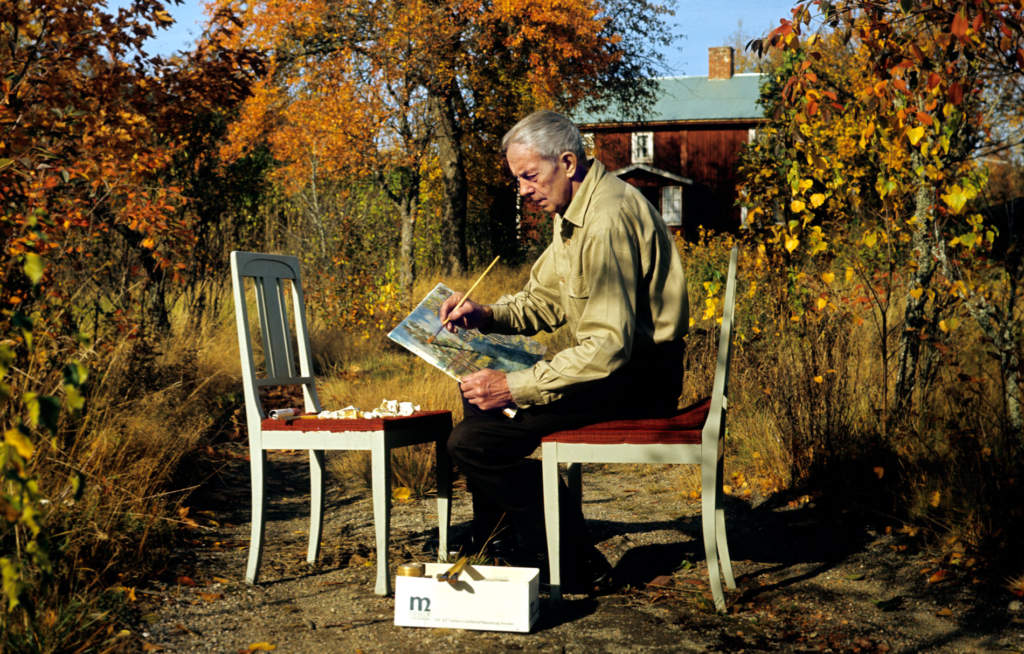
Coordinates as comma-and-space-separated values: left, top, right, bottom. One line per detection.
440, 110, 688, 592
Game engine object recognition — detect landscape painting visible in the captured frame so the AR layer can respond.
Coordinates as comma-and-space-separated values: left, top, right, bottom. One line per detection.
387, 283, 546, 381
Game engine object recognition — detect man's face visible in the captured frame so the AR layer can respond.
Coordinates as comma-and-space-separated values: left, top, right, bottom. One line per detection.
506, 142, 575, 215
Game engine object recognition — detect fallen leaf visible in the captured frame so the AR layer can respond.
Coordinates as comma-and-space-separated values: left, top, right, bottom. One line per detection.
176, 576, 197, 587
199, 592, 224, 601
244, 643, 277, 652
928, 569, 952, 584
936, 607, 953, 617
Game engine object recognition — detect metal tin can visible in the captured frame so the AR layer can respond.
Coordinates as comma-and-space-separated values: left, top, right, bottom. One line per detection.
396, 562, 425, 577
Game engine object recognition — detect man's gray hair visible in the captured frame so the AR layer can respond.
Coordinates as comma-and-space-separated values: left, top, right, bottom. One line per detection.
502, 110, 586, 162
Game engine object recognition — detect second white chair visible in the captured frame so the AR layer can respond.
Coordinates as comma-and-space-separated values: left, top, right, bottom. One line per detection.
230, 250, 452, 595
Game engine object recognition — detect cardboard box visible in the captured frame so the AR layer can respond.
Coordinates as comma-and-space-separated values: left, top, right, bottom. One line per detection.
394, 562, 540, 633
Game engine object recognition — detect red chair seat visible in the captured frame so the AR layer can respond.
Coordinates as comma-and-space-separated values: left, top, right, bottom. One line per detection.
261, 410, 451, 433
541, 397, 711, 445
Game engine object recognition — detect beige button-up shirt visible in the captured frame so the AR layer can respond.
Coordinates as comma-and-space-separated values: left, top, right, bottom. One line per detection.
489, 159, 689, 408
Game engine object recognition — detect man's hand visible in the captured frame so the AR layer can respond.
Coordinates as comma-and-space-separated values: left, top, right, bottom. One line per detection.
439, 292, 493, 334
460, 369, 514, 411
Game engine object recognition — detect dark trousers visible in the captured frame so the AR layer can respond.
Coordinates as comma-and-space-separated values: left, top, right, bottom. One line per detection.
446, 342, 684, 580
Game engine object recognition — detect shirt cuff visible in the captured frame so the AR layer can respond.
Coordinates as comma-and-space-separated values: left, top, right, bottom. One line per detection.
486, 302, 512, 332
505, 367, 543, 408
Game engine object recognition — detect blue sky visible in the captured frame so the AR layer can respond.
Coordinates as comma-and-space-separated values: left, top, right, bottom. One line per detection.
118, 0, 797, 77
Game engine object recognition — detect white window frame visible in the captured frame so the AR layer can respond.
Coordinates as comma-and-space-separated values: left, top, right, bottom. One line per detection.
581, 132, 595, 158
631, 131, 653, 164
661, 185, 682, 226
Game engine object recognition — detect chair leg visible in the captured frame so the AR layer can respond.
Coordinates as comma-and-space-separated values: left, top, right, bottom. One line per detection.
541, 443, 563, 601
308, 449, 326, 564
371, 439, 391, 596
716, 507, 736, 589
701, 464, 726, 612
245, 449, 267, 584
434, 436, 451, 560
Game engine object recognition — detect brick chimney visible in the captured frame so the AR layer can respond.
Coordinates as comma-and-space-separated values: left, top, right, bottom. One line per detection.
708, 46, 734, 80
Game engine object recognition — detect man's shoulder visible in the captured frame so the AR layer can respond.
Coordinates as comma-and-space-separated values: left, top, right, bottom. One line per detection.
587, 171, 652, 225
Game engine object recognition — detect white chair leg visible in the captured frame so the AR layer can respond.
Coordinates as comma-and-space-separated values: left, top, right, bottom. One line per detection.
371, 439, 391, 596
716, 507, 736, 588
702, 464, 726, 612
542, 443, 563, 601
246, 449, 267, 584
308, 449, 326, 564
435, 437, 451, 559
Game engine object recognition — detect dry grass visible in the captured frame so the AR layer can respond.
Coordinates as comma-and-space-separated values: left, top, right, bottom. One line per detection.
14, 242, 1019, 652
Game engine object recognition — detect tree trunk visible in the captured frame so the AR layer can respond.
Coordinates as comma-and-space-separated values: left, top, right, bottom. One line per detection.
398, 192, 417, 307
430, 92, 468, 274
893, 182, 938, 416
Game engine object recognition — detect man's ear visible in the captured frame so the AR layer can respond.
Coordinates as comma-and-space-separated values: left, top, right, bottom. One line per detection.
559, 151, 578, 179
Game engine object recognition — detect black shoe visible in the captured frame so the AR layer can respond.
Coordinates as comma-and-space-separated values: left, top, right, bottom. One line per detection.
562, 547, 617, 595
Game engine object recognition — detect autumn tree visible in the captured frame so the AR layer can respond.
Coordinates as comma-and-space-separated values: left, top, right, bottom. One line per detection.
742, 1, 1024, 430
215, 0, 673, 299
1, 0, 260, 631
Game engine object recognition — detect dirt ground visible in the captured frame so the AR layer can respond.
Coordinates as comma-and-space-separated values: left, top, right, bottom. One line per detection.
133, 445, 1024, 653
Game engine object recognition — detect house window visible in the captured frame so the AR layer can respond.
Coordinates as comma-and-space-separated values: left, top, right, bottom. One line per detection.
581, 132, 595, 158
631, 131, 653, 164
661, 186, 682, 226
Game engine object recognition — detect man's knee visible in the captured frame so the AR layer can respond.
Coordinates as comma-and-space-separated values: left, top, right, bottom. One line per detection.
446, 420, 475, 462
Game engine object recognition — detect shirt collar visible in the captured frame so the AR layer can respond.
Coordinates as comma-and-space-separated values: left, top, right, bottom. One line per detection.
559, 158, 605, 228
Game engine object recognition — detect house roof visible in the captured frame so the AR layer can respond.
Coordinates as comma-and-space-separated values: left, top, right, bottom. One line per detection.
611, 164, 693, 185
576, 73, 765, 127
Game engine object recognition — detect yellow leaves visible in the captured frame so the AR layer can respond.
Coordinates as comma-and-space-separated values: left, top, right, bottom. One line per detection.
790, 199, 806, 214
862, 231, 878, 248
815, 297, 828, 311
938, 318, 960, 332
784, 233, 800, 252
702, 297, 718, 321
812, 375, 824, 383
140, 237, 155, 250
154, 10, 174, 24
4, 427, 34, 460
940, 183, 976, 214
810, 193, 826, 208
23, 253, 44, 285
907, 125, 926, 145
821, 272, 835, 285
393, 486, 412, 501
909, 287, 924, 300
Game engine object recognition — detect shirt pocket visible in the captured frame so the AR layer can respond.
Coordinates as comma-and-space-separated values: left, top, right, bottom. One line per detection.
564, 271, 589, 326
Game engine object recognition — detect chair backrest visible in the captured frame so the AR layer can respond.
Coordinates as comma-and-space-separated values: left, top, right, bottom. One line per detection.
703, 246, 739, 447
230, 251, 321, 435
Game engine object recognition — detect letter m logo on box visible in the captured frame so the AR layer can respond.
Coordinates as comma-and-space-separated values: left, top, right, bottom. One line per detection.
409, 596, 431, 612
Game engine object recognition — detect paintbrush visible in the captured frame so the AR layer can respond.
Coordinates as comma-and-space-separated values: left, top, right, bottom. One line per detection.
426, 255, 500, 344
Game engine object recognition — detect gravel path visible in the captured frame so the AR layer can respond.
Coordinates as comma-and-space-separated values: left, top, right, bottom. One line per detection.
133, 447, 1024, 653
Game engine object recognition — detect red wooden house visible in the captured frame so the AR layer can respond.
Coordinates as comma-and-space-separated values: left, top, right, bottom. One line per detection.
576, 47, 766, 238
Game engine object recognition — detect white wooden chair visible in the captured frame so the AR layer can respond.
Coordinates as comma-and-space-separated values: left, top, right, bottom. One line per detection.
230, 250, 452, 595
541, 246, 739, 610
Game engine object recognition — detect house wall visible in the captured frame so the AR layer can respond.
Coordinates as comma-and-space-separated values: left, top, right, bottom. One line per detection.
589, 124, 756, 238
